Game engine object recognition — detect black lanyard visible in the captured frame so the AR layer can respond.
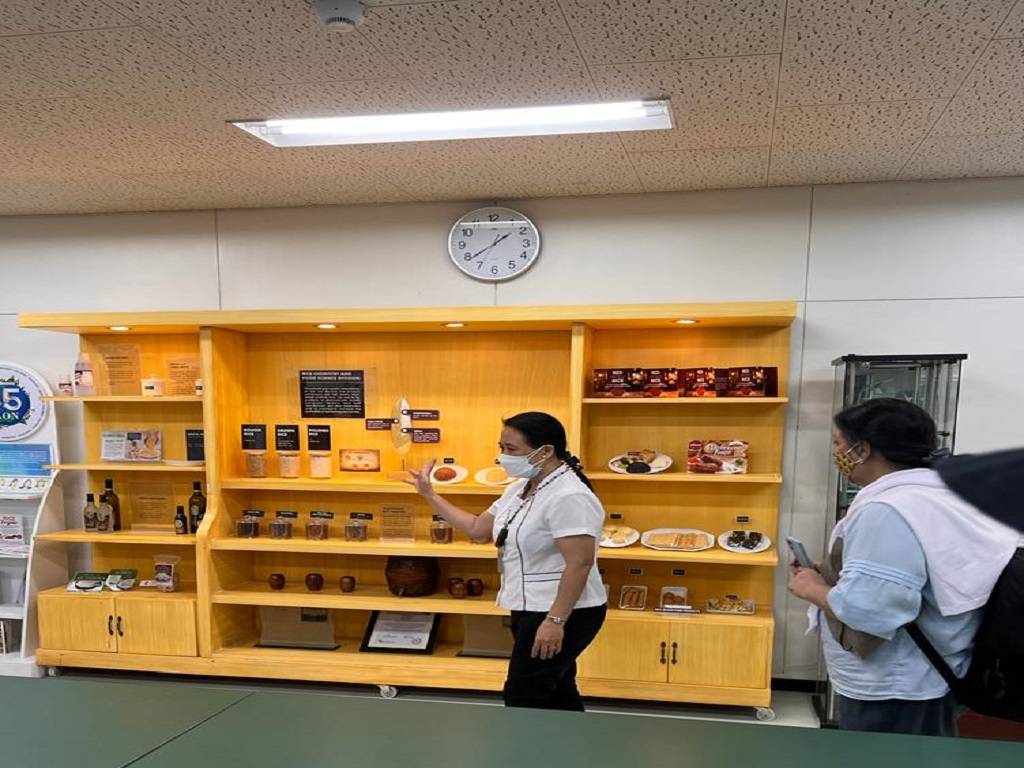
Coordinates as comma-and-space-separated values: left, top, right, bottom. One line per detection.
494, 465, 570, 548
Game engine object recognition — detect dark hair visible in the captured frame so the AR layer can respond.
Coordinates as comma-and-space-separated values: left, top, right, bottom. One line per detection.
502, 411, 593, 491
833, 398, 939, 470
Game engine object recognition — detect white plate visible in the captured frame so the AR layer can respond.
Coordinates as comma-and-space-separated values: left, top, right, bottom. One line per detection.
430, 465, 468, 485
641, 527, 715, 552
474, 467, 515, 486
607, 452, 673, 475
717, 531, 772, 554
600, 525, 640, 548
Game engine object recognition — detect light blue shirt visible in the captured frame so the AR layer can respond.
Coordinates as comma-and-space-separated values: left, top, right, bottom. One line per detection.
823, 502, 982, 701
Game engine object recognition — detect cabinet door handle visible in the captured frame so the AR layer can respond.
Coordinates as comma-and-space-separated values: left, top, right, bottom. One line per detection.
659, 641, 667, 664
107, 615, 114, 636
671, 641, 678, 665
116, 616, 124, 637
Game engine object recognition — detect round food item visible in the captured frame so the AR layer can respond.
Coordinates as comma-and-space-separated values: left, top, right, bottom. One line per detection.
433, 466, 457, 482
476, 466, 511, 485
625, 461, 651, 474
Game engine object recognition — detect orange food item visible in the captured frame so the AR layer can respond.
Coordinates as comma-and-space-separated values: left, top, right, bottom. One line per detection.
433, 466, 457, 482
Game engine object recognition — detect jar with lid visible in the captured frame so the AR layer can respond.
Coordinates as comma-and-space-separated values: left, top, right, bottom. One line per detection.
277, 451, 301, 479
244, 450, 267, 478
344, 518, 368, 542
269, 518, 293, 539
308, 451, 332, 479
236, 513, 262, 538
430, 516, 453, 544
305, 517, 330, 540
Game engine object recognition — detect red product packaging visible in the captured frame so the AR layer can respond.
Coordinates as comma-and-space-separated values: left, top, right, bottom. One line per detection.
592, 368, 645, 397
643, 368, 679, 397
725, 367, 779, 397
681, 367, 724, 398
687, 440, 749, 475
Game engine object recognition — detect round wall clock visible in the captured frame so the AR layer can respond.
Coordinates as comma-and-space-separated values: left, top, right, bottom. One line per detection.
447, 206, 540, 282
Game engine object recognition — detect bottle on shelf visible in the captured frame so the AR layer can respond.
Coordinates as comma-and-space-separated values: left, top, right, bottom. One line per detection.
83, 493, 99, 531
174, 505, 188, 536
95, 497, 113, 533
100, 478, 122, 531
73, 353, 95, 396
189, 481, 206, 533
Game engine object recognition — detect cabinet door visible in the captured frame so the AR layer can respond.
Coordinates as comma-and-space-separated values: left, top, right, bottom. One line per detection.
38, 593, 116, 653
669, 623, 769, 689
116, 597, 197, 657
578, 619, 668, 682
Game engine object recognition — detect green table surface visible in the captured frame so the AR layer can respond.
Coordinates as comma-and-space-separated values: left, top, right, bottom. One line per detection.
129, 691, 1023, 768
0, 677, 251, 768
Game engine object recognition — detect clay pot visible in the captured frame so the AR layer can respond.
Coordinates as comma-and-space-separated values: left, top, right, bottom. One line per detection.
467, 578, 484, 597
305, 572, 324, 591
385, 556, 439, 597
448, 578, 467, 599
340, 576, 356, 593
268, 573, 286, 590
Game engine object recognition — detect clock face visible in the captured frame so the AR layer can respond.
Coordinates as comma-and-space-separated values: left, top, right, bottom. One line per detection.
447, 206, 540, 282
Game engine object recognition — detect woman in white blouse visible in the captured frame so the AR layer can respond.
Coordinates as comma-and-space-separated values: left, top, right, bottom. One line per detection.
406, 411, 607, 710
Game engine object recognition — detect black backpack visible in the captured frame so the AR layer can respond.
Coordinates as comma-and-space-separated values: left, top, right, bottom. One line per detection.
907, 548, 1024, 721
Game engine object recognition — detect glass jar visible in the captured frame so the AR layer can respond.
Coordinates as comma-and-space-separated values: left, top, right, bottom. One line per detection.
277, 451, 301, 479
308, 451, 332, 479
305, 519, 330, 541
269, 519, 293, 539
430, 518, 453, 544
244, 450, 267, 478
236, 518, 261, 538
344, 519, 368, 542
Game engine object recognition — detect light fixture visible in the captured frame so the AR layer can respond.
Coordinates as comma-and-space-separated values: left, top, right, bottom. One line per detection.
316, 323, 337, 330
109, 326, 130, 332
230, 100, 672, 147
674, 319, 698, 325
443, 322, 465, 328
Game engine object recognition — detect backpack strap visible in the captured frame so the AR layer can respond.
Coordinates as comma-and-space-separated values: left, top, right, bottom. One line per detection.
905, 622, 965, 697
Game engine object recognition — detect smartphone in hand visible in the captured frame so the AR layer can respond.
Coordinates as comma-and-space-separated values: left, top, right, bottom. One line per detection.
786, 536, 815, 569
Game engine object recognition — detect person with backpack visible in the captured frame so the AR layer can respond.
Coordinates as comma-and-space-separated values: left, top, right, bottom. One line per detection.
788, 399, 1019, 736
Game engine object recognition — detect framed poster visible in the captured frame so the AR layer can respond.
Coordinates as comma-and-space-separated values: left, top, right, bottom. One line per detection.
360, 611, 440, 655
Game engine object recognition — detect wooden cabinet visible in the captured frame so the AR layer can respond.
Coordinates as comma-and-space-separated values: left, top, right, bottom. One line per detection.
579, 616, 770, 690
37, 589, 197, 658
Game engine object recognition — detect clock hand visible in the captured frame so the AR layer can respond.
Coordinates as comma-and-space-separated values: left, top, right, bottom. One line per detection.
470, 232, 511, 259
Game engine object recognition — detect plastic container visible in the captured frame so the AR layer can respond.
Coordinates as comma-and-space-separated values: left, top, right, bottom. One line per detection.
309, 451, 332, 479
305, 519, 330, 541
153, 554, 181, 592
277, 451, 301, 479
430, 517, 453, 544
244, 450, 267, 478
236, 519, 261, 538
269, 519, 293, 539
344, 519, 368, 542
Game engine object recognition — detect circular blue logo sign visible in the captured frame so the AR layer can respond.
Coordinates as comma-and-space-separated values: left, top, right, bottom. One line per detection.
0, 364, 49, 442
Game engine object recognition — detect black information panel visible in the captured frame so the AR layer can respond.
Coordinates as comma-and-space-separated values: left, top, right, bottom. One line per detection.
300, 370, 365, 419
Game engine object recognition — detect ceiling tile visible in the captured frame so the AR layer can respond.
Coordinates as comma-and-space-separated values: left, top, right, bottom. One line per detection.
769, 100, 943, 184
631, 147, 769, 191
996, 2, 1024, 37
409, 61, 598, 110
0, 1, 131, 35
362, 0, 583, 79
561, 0, 785, 64
931, 39, 1024, 137
592, 56, 777, 151
779, 0, 1016, 106
0, 57, 74, 102
242, 79, 430, 118
477, 134, 643, 197
902, 134, 1024, 179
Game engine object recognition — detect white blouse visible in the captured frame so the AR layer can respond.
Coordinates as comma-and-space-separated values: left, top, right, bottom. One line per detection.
489, 468, 607, 612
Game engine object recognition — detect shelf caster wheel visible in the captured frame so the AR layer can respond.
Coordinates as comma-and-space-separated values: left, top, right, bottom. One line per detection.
46, 667, 62, 678
379, 685, 398, 700
755, 707, 776, 722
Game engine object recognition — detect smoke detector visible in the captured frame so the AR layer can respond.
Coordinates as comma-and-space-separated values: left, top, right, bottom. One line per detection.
312, 0, 368, 31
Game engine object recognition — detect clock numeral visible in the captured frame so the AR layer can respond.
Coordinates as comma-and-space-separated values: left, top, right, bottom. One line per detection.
462, 228, 473, 237
519, 227, 528, 235
488, 214, 500, 222
477, 261, 484, 270
522, 239, 531, 248
463, 253, 472, 261
508, 260, 517, 270
520, 251, 528, 259
491, 265, 499, 275
458, 240, 466, 249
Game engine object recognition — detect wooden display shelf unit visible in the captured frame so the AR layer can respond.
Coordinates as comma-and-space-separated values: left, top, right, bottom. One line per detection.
36, 530, 196, 546
47, 463, 206, 473
21, 301, 792, 710
45, 395, 203, 403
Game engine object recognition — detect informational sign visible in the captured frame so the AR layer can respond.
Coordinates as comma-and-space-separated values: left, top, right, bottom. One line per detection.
307, 425, 332, 451
0, 361, 56, 499
0, 363, 49, 443
96, 344, 141, 395
410, 428, 441, 444
274, 424, 300, 451
365, 418, 395, 431
410, 410, 440, 421
241, 424, 267, 450
300, 370, 365, 419
379, 503, 415, 542
186, 429, 205, 462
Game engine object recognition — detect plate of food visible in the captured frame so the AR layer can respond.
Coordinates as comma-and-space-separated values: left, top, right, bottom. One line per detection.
600, 523, 640, 548
430, 464, 468, 485
718, 530, 771, 554
706, 595, 756, 615
641, 528, 715, 552
608, 450, 672, 475
618, 585, 648, 611
474, 466, 515, 486
659, 586, 690, 609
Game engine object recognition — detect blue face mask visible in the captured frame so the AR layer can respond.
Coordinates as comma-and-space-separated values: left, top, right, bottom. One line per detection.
497, 446, 545, 479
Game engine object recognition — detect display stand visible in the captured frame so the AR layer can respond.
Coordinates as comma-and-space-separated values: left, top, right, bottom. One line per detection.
19, 303, 793, 711
0, 361, 64, 677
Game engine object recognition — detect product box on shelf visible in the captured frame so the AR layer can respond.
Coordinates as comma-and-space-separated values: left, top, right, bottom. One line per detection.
643, 368, 679, 397
686, 440, 749, 474
591, 368, 644, 397
681, 368, 726, 398
725, 367, 779, 397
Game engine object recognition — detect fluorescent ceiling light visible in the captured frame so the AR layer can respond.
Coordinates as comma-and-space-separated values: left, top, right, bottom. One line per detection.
230, 100, 672, 147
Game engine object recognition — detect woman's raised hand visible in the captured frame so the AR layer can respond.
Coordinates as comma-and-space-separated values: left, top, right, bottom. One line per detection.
403, 459, 437, 498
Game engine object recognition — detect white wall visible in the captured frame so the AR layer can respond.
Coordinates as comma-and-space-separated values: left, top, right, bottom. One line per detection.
2, 176, 1022, 680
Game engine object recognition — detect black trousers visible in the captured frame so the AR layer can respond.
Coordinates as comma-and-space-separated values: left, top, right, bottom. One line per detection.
837, 692, 959, 737
503, 604, 606, 711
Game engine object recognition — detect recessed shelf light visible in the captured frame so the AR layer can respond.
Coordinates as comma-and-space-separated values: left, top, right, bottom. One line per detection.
230, 100, 672, 147
674, 319, 699, 325
109, 326, 130, 332
443, 322, 465, 328
316, 323, 337, 330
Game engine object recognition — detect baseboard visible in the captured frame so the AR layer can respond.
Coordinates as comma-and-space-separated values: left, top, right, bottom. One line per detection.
771, 677, 818, 693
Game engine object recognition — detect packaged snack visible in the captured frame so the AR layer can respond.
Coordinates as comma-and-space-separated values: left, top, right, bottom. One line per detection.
725, 367, 779, 397
687, 440, 749, 474
681, 368, 725, 398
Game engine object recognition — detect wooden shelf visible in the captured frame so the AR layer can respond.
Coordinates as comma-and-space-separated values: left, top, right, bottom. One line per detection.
598, 546, 777, 567
212, 537, 496, 559
44, 395, 203, 403
605, 609, 773, 627
220, 477, 503, 495
37, 585, 197, 601
588, 472, 782, 484
214, 583, 505, 615
583, 397, 788, 405
46, 463, 205, 473
35, 530, 196, 545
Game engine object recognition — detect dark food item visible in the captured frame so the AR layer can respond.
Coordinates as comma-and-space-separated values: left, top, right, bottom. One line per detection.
448, 578, 467, 599
340, 576, 356, 593
269, 520, 293, 539
268, 573, 286, 590
385, 556, 440, 597
305, 520, 329, 540
726, 530, 766, 551
625, 461, 652, 474
743, 532, 764, 550
727, 530, 745, 547
467, 578, 484, 597
305, 573, 324, 591
236, 519, 260, 538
